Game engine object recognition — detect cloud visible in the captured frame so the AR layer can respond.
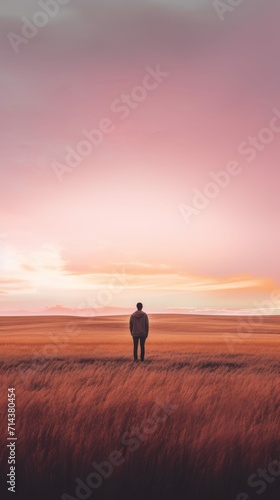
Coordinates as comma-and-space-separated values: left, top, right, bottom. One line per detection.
1, 241, 275, 299
0, 278, 34, 295
166, 306, 280, 316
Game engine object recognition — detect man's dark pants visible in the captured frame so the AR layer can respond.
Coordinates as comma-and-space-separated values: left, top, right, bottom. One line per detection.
133, 336, 146, 361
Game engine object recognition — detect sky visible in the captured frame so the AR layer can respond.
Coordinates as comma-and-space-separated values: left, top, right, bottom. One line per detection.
1, 0, 280, 315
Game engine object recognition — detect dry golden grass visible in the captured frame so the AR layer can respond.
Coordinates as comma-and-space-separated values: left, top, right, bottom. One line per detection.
0, 315, 279, 500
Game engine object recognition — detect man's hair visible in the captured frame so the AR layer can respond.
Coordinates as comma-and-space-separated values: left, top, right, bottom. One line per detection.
136, 302, 143, 310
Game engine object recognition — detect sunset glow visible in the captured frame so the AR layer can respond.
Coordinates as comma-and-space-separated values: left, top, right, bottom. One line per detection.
1, 0, 280, 314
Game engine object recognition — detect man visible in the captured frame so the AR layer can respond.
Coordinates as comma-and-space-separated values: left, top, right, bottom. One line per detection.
129, 303, 149, 362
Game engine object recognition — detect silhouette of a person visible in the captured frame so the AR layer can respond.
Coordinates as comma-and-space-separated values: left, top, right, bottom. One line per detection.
129, 303, 149, 362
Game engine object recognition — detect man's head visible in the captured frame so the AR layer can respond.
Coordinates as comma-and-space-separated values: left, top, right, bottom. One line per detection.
136, 302, 143, 310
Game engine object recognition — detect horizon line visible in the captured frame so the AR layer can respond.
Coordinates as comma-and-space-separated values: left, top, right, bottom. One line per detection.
1, 312, 280, 318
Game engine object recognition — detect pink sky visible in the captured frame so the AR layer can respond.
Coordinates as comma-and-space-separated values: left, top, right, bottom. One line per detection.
1, 0, 280, 314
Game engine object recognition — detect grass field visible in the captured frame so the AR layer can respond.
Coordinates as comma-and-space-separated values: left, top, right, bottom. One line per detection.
0, 314, 279, 500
